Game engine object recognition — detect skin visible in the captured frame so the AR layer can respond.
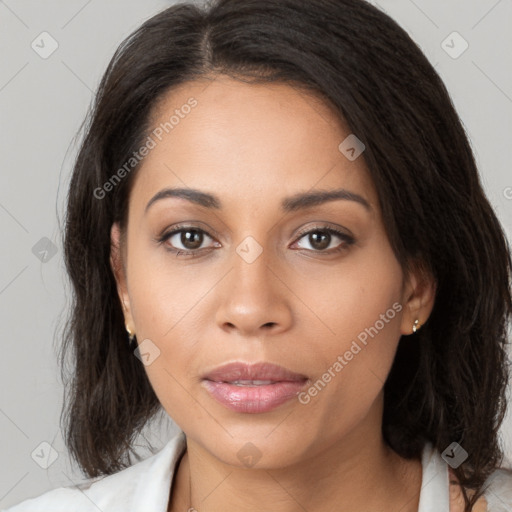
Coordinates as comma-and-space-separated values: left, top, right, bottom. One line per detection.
110, 76, 437, 512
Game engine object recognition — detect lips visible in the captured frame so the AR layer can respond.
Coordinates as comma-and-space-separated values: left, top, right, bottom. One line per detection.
201, 362, 309, 413
202, 361, 308, 383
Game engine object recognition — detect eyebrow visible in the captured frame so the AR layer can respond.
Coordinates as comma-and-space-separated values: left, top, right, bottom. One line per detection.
144, 186, 371, 214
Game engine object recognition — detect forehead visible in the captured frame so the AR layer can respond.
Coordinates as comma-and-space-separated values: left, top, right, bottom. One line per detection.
130, 76, 378, 214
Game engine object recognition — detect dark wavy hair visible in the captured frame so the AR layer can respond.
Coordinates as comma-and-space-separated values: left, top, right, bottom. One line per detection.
59, 0, 512, 510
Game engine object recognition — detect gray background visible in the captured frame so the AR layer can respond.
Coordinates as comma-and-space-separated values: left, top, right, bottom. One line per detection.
1, 0, 511, 508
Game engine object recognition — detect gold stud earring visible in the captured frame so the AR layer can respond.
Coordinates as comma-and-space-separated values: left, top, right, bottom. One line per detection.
412, 319, 421, 333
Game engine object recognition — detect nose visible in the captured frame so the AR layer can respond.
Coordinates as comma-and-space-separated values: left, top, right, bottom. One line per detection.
214, 243, 293, 337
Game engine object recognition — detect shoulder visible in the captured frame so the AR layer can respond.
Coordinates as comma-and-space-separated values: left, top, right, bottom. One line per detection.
2, 462, 148, 512
448, 465, 512, 512
2, 431, 187, 512
1, 482, 103, 512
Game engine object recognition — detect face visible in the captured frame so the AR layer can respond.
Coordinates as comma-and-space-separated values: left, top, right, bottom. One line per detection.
111, 76, 435, 468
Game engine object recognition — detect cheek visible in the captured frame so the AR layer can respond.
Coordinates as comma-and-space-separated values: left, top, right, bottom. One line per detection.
125, 255, 202, 421
293, 240, 404, 406
294, 239, 403, 351
126, 240, 215, 339
124, 245, 219, 397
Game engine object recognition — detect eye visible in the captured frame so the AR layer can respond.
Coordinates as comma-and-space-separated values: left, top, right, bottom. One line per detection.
157, 224, 355, 258
158, 225, 220, 257
292, 226, 355, 253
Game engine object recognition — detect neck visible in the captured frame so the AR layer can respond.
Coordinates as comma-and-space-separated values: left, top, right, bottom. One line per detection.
168, 398, 422, 512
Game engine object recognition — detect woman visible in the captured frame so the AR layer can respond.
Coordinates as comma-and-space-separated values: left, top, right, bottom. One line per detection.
4, 0, 512, 511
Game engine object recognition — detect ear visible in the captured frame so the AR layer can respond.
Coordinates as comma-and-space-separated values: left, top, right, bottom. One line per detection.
399, 260, 437, 335
110, 222, 135, 332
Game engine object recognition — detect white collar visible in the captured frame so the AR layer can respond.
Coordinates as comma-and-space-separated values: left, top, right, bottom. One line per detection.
417, 442, 450, 512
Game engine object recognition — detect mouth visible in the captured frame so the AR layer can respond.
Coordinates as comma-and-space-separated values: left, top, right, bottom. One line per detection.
201, 361, 308, 383
218, 380, 279, 386
201, 361, 309, 413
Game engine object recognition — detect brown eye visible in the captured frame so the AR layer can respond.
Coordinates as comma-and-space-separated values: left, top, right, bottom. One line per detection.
307, 231, 331, 250
179, 229, 204, 250
294, 227, 355, 253
160, 226, 219, 255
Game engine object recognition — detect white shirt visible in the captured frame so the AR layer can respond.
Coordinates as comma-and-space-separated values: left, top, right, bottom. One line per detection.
3, 430, 512, 511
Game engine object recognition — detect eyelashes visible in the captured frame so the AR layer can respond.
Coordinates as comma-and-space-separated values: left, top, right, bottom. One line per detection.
157, 223, 355, 259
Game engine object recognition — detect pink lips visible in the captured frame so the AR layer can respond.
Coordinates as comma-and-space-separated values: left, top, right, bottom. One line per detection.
201, 362, 309, 413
